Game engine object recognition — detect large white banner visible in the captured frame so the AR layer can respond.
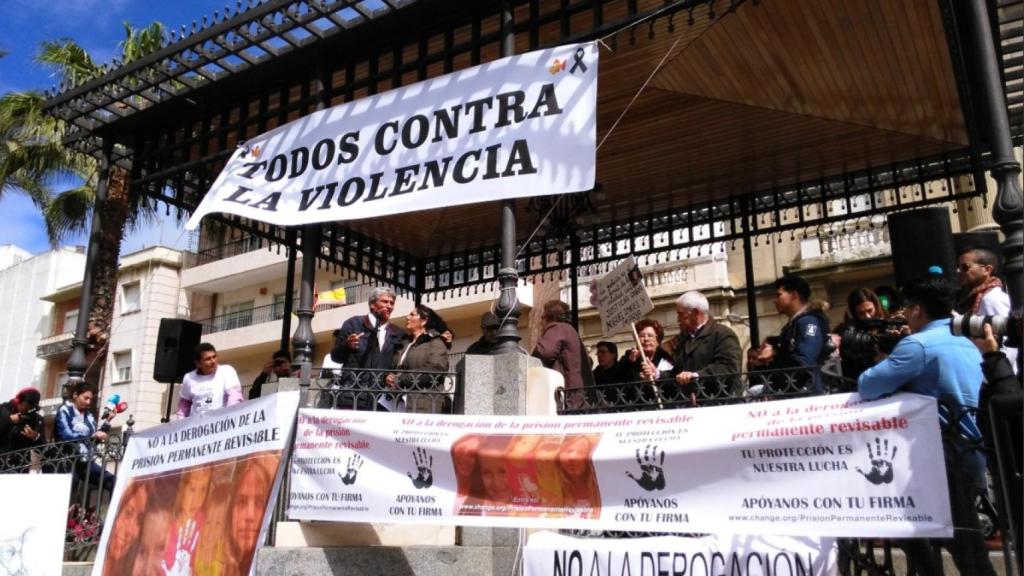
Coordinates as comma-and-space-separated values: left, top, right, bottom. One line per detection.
523, 531, 837, 576
0, 474, 72, 576
92, 392, 300, 576
288, 392, 951, 537
185, 42, 598, 229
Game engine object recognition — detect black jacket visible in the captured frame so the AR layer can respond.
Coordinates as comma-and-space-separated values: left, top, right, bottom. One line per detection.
0, 401, 45, 457
667, 321, 742, 398
326, 314, 407, 410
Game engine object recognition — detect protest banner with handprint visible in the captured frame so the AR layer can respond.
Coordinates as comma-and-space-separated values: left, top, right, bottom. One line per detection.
288, 392, 950, 538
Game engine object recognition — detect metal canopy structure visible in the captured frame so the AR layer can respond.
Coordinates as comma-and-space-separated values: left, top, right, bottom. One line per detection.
41, 0, 1021, 300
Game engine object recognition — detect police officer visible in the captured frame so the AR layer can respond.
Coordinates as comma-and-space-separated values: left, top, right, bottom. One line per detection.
748, 275, 831, 392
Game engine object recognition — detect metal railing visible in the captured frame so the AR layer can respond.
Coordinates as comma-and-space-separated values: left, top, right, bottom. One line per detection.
307, 366, 462, 415
196, 285, 379, 334
0, 434, 129, 558
185, 236, 266, 267
556, 369, 1016, 576
556, 366, 820, 413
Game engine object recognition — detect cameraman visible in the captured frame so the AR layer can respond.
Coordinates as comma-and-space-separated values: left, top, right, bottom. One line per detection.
0, 387, 45, 461
858, 274, 994, 575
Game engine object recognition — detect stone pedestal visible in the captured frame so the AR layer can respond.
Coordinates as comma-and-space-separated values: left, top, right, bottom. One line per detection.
459, 352, 543, 549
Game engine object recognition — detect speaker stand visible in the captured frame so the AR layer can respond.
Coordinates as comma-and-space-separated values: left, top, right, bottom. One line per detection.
161, 382, 177, 423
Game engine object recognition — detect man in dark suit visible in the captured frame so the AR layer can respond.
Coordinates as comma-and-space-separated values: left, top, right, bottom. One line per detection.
666, 291, 742, 399
329, 287, 406, 410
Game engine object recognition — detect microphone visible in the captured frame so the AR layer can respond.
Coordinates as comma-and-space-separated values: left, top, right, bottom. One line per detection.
101, 394, 127, 421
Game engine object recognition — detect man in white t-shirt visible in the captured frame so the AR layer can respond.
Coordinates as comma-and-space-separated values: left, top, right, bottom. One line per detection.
177, 343, 244, 418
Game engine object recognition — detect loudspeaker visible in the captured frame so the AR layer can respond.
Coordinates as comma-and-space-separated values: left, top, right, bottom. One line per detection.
887, 208, 956, 288
153, 319, 203, 384
954, 231, 1002, 265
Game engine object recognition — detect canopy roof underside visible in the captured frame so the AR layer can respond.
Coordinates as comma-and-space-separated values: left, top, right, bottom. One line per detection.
42, 0, 1022, 295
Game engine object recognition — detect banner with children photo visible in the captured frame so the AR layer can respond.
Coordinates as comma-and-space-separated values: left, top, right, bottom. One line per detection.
91, 391, 300, 576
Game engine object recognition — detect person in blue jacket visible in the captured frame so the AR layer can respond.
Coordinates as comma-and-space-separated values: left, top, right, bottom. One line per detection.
858, 272, 994, 576
56, 381, 116, 492
748, 275, 832, 393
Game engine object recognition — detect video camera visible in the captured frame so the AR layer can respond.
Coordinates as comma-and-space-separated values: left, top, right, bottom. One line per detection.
15, 406, 42, 433
840, 318, 909, 367
951, 312, 1023, 349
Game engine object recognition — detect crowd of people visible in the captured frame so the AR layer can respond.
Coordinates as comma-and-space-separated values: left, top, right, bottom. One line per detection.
0, 243, 1018, 572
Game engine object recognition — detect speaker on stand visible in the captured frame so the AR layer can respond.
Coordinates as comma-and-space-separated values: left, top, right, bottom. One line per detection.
153, 318, 203, 422
887, 208, 956, 288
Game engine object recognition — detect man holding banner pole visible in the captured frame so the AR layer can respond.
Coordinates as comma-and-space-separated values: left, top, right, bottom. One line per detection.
666, 291, 742, 399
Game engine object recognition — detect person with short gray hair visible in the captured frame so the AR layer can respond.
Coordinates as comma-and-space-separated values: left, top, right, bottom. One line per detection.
329, 286, 406, 410
665, 291, 741, 398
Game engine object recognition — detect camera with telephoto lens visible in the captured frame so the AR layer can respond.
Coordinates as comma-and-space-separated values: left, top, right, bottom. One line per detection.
840, 318, 909, 367
951, 312, 1023, 349
15, 407, 42, 434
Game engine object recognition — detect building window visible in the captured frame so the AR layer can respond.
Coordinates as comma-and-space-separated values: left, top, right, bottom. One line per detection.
63, 309, 79, 334
272, 292, 298, 320
220, 301, 254, 331
121, 282, 141, 314
113, 351, 132, 383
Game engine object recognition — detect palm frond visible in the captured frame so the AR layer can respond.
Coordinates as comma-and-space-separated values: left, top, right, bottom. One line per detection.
120, 22, 166, 63
43, 185, 94, 248
36, 40, 100, 86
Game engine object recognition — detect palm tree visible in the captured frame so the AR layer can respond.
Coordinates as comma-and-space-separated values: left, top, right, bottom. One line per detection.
0, 23, 166, 359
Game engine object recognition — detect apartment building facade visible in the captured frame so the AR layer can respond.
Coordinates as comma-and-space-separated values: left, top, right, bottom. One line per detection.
0, 246, 86, 402
37, 247, 190, 430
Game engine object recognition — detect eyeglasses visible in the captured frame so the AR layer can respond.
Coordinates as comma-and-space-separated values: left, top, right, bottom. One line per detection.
956, 262, 979, 273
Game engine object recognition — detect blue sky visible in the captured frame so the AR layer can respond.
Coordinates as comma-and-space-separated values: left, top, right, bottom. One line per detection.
0, 0, 228, 255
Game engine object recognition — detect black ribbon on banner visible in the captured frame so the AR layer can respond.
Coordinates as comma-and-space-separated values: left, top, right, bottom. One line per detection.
570, 47, 588, 74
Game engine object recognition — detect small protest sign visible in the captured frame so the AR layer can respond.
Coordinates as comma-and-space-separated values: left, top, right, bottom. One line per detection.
594, 256, 654, 334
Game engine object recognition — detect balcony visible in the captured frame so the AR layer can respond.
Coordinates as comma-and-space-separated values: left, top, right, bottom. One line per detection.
181, 237, 290, 293
185, 236, 268, 268
197, 284, 378, 335
37, 332, 74, 358
797, 222, 891, 269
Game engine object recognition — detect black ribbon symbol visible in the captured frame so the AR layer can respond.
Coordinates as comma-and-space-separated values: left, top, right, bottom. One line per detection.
570, 47, 588, 74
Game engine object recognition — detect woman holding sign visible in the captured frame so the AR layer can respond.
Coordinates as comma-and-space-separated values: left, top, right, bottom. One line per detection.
616, 319, 674, 406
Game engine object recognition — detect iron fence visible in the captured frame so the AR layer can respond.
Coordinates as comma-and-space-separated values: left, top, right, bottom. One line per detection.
307, 366, 461, 416
195, 285, 379, 334
555, 369, 1016, 576
0, 434, 129, 558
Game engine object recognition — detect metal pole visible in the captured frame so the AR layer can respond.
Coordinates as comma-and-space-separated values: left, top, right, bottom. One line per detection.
280, 227, 298, 352
493, 1, 523, 354
292, 62, 330, 366
962, 0, 1023, 316
67, 137, 112, 384
743, 199, 760, 347
570, 235, 580, 329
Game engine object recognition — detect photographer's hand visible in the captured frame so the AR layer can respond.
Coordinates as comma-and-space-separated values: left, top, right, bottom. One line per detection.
873, 344, 888, 364
973, 324, 1000, 355
9, 413, 20, 425
20, 426, 39, 441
